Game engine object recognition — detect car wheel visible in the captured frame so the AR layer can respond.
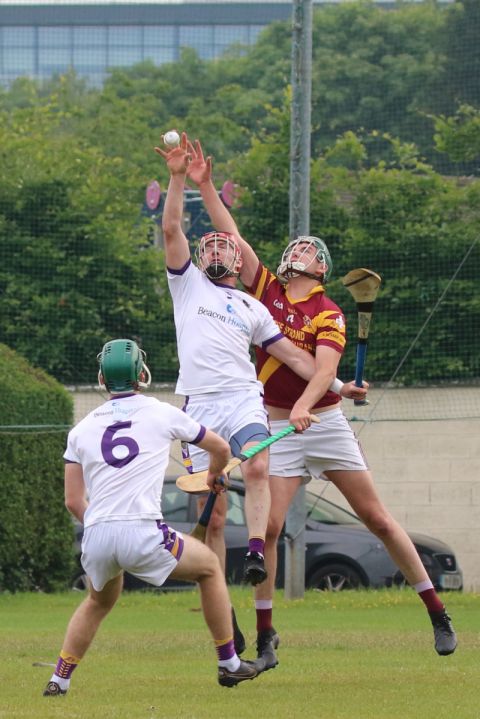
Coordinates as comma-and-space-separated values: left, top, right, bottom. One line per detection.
308, 563, 364, 591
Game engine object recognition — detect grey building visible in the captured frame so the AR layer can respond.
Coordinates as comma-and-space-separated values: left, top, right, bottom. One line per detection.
0, 1, 293, 86
0, 1, 454, 86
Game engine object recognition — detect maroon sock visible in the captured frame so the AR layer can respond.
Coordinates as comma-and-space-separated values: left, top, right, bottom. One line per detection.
256, 607, 273, 633
248, 537, 265, 555
418, 588, 445, 613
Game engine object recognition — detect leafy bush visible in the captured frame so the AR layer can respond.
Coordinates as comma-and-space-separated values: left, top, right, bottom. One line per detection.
0, 344, 75, 592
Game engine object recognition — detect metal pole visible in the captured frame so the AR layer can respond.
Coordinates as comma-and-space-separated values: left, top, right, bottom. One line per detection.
284, 0, 313, 601
289, 0, 312, 240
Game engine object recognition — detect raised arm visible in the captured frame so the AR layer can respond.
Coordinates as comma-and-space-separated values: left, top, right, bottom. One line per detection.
186, 137, 260, 287
155, 132, 191, 270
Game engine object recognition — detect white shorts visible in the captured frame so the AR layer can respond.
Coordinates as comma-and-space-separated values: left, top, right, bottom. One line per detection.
183, 388, 269, 472
268, 407, 368, 482
81, 520, 184, 591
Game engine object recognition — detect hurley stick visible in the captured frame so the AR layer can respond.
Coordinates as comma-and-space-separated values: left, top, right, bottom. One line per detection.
342, 268, 382, 406
177, 415, 320, 494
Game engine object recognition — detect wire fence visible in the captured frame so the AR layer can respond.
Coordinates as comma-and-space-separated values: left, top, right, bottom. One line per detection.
1, 0, 479, 427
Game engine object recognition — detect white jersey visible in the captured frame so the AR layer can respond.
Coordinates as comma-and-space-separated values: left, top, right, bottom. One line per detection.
167, 260, 283, 395
64, 393, 205, 528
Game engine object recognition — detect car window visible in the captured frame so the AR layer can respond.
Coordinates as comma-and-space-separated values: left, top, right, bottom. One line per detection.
162, 484, 190, 522
306, 492, 362, 526
226, 490, 245, 527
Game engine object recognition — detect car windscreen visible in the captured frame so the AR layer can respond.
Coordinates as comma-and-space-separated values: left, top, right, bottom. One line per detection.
305, 492, 363, 526
162, 483, 190, 522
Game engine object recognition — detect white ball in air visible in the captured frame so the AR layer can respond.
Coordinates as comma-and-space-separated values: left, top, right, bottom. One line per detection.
163, 130, 180, 148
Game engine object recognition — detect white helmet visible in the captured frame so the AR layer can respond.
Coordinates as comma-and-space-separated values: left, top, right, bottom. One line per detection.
195, 231, 241, 280
277, 235, 332, 283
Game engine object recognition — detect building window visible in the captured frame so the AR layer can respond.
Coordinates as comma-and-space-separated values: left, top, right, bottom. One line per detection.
3, 46, 35, 74
143, 46, 176, 65
0, 19, 269, 85
143, 25, 176, 46
249, 25, 266, 43
73, 26, 107, 47
3, 26, 35, 46
72, 47, 107, 72
179, 25, 215, 60
38, 26, 72, 48
107, 47, 143, 67
214, 25, 249, 46
38, 47, 72, 75
108, 26, 142, 47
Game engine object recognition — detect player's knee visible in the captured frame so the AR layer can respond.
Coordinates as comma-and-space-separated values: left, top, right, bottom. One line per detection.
364, 511, 394, 539
87, 593, 116, 615
266, 516, 284, 542
195, 548, 222, 583
206, 509, 226, 534
243, 454, 268, 484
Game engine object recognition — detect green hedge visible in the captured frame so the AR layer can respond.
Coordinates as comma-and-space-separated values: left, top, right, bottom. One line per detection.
0, 343, 75, 592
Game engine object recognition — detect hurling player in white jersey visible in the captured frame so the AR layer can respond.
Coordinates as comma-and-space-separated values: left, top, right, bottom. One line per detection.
43, 339, 264, 697
155, 133, 362, 653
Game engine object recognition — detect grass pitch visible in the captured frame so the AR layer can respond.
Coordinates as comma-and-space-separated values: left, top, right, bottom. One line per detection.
0, 587, 478, 719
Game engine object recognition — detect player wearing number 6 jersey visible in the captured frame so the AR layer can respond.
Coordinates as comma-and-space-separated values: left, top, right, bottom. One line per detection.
187, 135, 457, 667
43, 339, 264, 697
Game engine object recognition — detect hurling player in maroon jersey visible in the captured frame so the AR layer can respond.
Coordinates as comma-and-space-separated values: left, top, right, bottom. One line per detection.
186, 137, 457, 666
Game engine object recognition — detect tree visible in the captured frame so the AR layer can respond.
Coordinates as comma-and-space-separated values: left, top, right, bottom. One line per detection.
0, 100, 177, 383
431, 104, 480, 164
229, 114, 480, 384
435, 0, 480, 111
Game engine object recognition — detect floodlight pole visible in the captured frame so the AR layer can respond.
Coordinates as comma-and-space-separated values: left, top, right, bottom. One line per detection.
284, 0, 313, 601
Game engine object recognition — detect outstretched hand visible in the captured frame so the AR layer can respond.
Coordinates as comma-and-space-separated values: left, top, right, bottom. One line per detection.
186, 137, 212, 187
154, 131, 191, 175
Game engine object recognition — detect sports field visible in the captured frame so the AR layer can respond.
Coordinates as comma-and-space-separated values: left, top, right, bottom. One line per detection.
1, 587, 478, 719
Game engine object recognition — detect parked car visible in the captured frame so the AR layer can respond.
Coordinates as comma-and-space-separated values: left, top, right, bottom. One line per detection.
72, 478, 463, 592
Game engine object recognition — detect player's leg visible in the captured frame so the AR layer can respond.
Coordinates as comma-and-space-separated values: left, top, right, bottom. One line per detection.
43, 573, 123, 696
254, 473, 302, 670
196, 490, 228, 573
229, 389, 271, 586
249, 419, 306, 667
184, 413, 245, 653
182, 404, 229, 570
239, 444, 271, 584
186, 439, 227, 559
325, 469, 457, 655
195, 492, 245, 654
327, 469, 429, 582
170, 535, 261, 686
305, 407, 457, 656
260, 475, 302, 600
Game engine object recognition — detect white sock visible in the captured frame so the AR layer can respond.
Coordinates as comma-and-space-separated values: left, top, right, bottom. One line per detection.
50, 674, 71, 691
413, 579, 434, 593
255, 599, 273, 610
218, 655, 241, 672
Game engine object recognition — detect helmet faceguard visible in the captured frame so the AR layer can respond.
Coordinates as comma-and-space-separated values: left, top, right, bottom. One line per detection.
97, 339, 151, 393
195, 231, 241, 280
276, 235, 332, 283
